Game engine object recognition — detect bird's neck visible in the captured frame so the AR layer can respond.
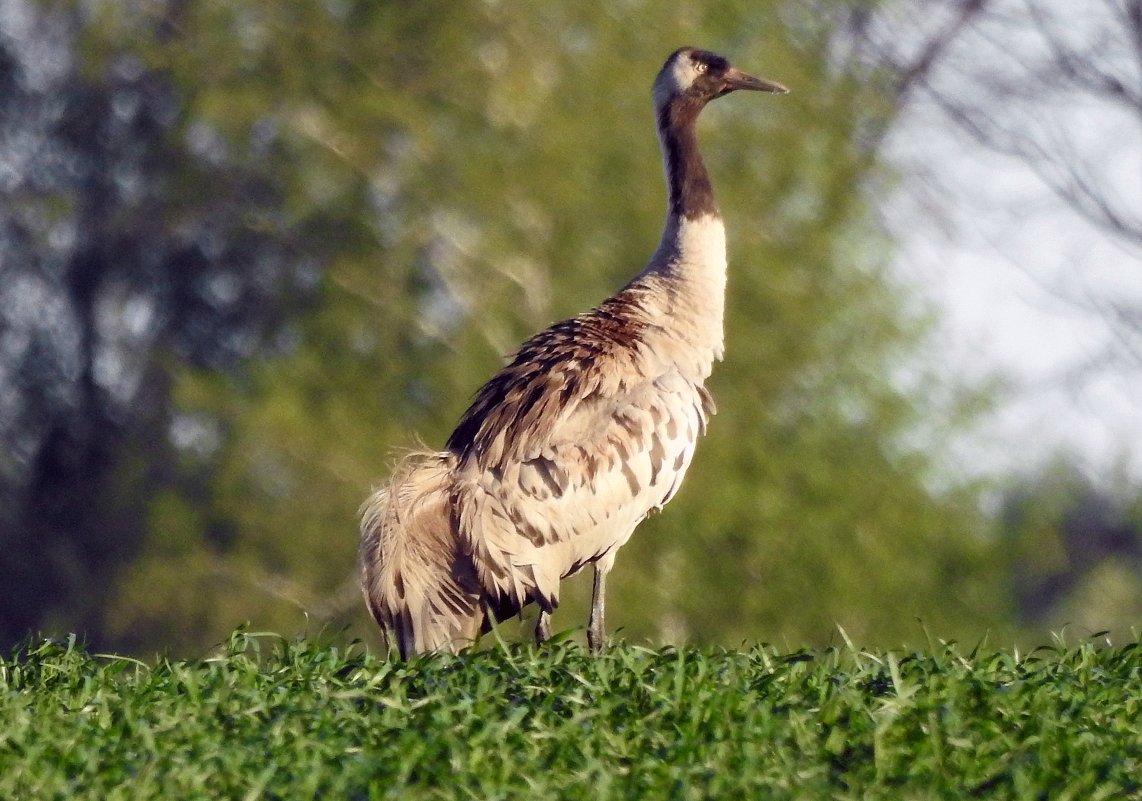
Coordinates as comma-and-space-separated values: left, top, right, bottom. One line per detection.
633, 100, 728, 369
657, 101, 720, 221
649, 99, 727, 272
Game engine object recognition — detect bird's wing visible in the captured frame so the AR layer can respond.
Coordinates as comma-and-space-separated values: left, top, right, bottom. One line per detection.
446, 296, 714, 613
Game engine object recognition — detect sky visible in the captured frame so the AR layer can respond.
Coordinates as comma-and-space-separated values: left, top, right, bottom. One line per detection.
882, 0, 1142, 484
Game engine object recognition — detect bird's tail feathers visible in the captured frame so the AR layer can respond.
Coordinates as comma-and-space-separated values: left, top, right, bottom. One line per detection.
359, 450, 483, 659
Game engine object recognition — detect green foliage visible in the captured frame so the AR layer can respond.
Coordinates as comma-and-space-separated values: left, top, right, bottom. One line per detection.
999, 456, 1142, 641
60, 0, 1006, 654
3, 632, 1141, 799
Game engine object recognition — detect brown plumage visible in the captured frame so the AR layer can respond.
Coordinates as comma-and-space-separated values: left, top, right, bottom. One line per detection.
360, 48, 787, 658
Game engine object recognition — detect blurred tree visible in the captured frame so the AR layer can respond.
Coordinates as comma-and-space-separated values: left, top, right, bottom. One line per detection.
0, 0, 311, 645
3, 0, 1004, 654
999, 456, 1142, 639
873, 0, 1141, 254
858, 0, 1142, 469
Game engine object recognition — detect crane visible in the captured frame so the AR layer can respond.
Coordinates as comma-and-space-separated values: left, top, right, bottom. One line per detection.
360, 47, 787, 657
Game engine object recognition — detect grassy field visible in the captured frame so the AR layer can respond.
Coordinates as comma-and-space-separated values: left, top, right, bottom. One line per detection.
2, 630, 1139, 800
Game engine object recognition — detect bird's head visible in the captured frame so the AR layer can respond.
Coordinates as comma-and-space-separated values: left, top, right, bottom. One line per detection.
652, 47, 788, 115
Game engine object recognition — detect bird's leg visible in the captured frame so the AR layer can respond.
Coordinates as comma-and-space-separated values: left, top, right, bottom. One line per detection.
535, 610, 552, 645
588, 565, 608, 654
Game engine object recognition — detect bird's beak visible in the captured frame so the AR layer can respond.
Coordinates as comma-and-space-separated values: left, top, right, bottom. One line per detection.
720, 67, 789, 96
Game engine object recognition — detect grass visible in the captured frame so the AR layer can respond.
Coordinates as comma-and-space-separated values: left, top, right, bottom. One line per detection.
2, 630, 1140, 800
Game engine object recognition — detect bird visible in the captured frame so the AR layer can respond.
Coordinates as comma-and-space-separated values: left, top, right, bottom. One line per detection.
360, 47, 787, 658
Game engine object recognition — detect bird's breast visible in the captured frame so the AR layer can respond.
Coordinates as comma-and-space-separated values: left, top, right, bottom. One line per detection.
638, 213, 728, 373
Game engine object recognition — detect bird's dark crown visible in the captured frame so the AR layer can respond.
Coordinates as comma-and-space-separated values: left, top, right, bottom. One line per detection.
678, 48, 730, 74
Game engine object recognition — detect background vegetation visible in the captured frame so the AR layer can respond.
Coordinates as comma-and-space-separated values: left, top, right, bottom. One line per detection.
1, 0, 1138, 657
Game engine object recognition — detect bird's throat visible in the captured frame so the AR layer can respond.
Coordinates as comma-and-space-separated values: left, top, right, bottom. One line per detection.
657, 103, 719, 221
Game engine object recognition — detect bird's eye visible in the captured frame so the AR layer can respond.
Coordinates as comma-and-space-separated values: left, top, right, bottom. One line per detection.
694, 62, 707, 73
